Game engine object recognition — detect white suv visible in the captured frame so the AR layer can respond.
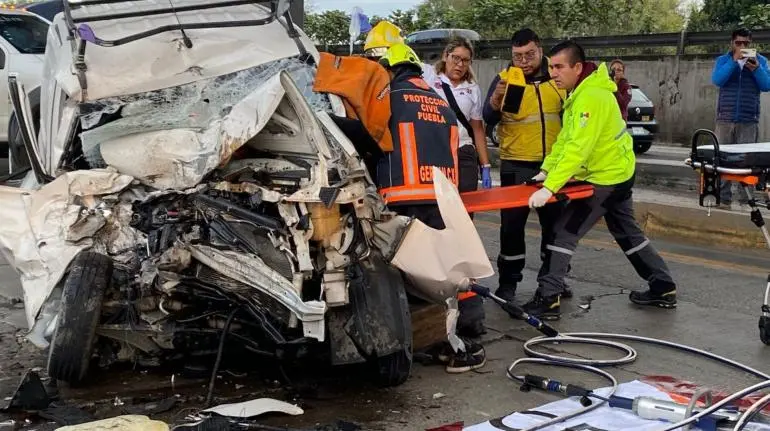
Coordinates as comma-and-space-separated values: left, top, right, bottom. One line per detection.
0, 8, 51, 172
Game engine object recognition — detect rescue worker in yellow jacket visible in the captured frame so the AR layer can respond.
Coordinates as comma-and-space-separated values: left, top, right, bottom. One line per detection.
378, 43, 486, 373
523, 40, 676, 320
482, 28, 567, 303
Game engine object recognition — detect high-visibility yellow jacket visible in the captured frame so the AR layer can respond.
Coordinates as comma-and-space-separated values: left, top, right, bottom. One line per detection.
542, 63, 635, 193
483, 59, 566, 162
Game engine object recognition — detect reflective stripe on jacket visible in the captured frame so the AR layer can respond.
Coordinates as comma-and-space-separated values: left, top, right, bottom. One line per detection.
541, 63, 635, 193
377, 74, 459, 205
486, 59, 565, 162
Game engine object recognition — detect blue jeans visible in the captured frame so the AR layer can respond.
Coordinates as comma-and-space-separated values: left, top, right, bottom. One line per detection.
714, 121, 759, 203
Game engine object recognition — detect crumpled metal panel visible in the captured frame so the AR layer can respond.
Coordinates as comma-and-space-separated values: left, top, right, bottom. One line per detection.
0, 169, 134, 331
187, 244, 327, 341
81, 59, 331, 191
51, 2, 318, 101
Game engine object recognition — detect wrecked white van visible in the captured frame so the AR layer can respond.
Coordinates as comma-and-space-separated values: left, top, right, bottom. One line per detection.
0, 0, 427, 387
0, 0, 493, 387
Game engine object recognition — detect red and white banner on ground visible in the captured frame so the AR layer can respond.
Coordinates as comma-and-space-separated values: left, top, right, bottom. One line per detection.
464, 380, 770, 431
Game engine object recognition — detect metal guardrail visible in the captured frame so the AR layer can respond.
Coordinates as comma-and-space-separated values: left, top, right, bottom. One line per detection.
318, 29, 770, 57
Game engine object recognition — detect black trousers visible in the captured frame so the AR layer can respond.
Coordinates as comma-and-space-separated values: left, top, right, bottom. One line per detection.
393, 204, 445, 230
497, 160, 565, 285
537, 177, 676, 297
458, 145, 479, 194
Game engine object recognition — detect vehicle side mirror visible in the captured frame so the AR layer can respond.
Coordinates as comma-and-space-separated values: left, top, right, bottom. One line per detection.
0, 50, 6, 70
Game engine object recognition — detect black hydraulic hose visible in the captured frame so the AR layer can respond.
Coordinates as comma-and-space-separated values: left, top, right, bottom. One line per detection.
193, 194, 283, 231
205, 307, 239, 407
466, 283, 770, 431
469, 284, 559, 337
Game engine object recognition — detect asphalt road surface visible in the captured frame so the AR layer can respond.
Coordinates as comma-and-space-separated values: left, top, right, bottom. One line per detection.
631, 144, 696, 194
0, 202, 769, 429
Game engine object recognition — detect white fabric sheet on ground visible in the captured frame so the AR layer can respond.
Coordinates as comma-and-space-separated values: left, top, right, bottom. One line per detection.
465, 380, 770, 431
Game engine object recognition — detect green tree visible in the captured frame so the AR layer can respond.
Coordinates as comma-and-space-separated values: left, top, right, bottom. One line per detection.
304, 10, 350, 45
415, 0, 683, 40
413, 0, 459, 29
388, 9, 418, 35
688, 0, 770, 31
305, 0, 686, 49
741, 3, 770, 27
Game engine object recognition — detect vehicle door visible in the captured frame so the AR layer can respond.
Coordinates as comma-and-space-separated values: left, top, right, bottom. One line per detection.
0, 13, 49, 141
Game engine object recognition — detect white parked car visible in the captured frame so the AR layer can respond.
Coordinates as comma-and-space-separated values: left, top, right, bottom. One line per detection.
0, 7, 50, 168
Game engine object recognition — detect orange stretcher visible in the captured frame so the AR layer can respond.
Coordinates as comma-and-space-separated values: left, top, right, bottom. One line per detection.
460, 182, 595, 213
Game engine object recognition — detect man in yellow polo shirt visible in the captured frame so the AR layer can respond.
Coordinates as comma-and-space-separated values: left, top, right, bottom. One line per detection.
482, 28, 567, 303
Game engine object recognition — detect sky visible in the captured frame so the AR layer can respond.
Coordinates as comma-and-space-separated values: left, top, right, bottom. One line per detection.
313, 0, 421, 17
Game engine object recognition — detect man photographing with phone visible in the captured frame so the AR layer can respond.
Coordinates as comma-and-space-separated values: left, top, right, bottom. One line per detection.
711, 28, 770, 209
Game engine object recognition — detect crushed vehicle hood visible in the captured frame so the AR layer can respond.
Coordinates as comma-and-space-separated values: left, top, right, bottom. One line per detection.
0, 169, 135, 331
76, 62, 331, 191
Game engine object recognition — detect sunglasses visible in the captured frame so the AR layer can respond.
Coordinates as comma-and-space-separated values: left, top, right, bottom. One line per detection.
734, 40, 751, 47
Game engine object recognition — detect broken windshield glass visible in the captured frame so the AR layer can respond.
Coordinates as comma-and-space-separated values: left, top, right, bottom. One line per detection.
78, 56, 333, 155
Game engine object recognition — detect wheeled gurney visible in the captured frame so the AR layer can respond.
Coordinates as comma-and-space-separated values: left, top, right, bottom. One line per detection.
687, 129, 770, 344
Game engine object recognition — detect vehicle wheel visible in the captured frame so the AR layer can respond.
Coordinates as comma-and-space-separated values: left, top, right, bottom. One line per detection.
486, 123, 499, 147
364, 256, 412, 387
633, 140, 652, 154
340, 253, 412, 387
375, 347, 412, 387
759, 316, 770, 345
47, 252, 112, 385
8, 112, 31, 174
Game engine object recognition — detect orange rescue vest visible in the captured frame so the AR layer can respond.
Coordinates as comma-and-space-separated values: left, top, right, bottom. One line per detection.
377, 75, 459, 205
313, 52, 394, 152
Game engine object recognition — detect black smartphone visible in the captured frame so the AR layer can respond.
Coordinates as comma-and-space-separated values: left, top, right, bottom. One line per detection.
501, 67, 526, 114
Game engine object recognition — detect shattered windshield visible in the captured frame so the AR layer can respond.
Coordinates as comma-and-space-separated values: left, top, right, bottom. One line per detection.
78, 56, 333, 155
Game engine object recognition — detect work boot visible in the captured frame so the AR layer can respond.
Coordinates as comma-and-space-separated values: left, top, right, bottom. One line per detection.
445, 341, 486, 374
629, 289, 677, 309
522, 292, 561, 321
456, 295, 486, 338
437, 339, 484, 363
495, 282, 517, 302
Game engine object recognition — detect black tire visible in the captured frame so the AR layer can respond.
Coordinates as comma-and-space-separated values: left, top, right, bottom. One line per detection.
8, 112, 30, 174
364, 257, 412, 387
375, 347, 412, 387
47, 252, 112, 384
486, 123, 499, 147
759, 316, 770, 345
633, 140, 652, 154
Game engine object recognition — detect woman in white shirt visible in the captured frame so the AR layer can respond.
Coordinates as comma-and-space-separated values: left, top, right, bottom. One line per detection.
422, 39, 491, 351
422, 38, 492, 194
